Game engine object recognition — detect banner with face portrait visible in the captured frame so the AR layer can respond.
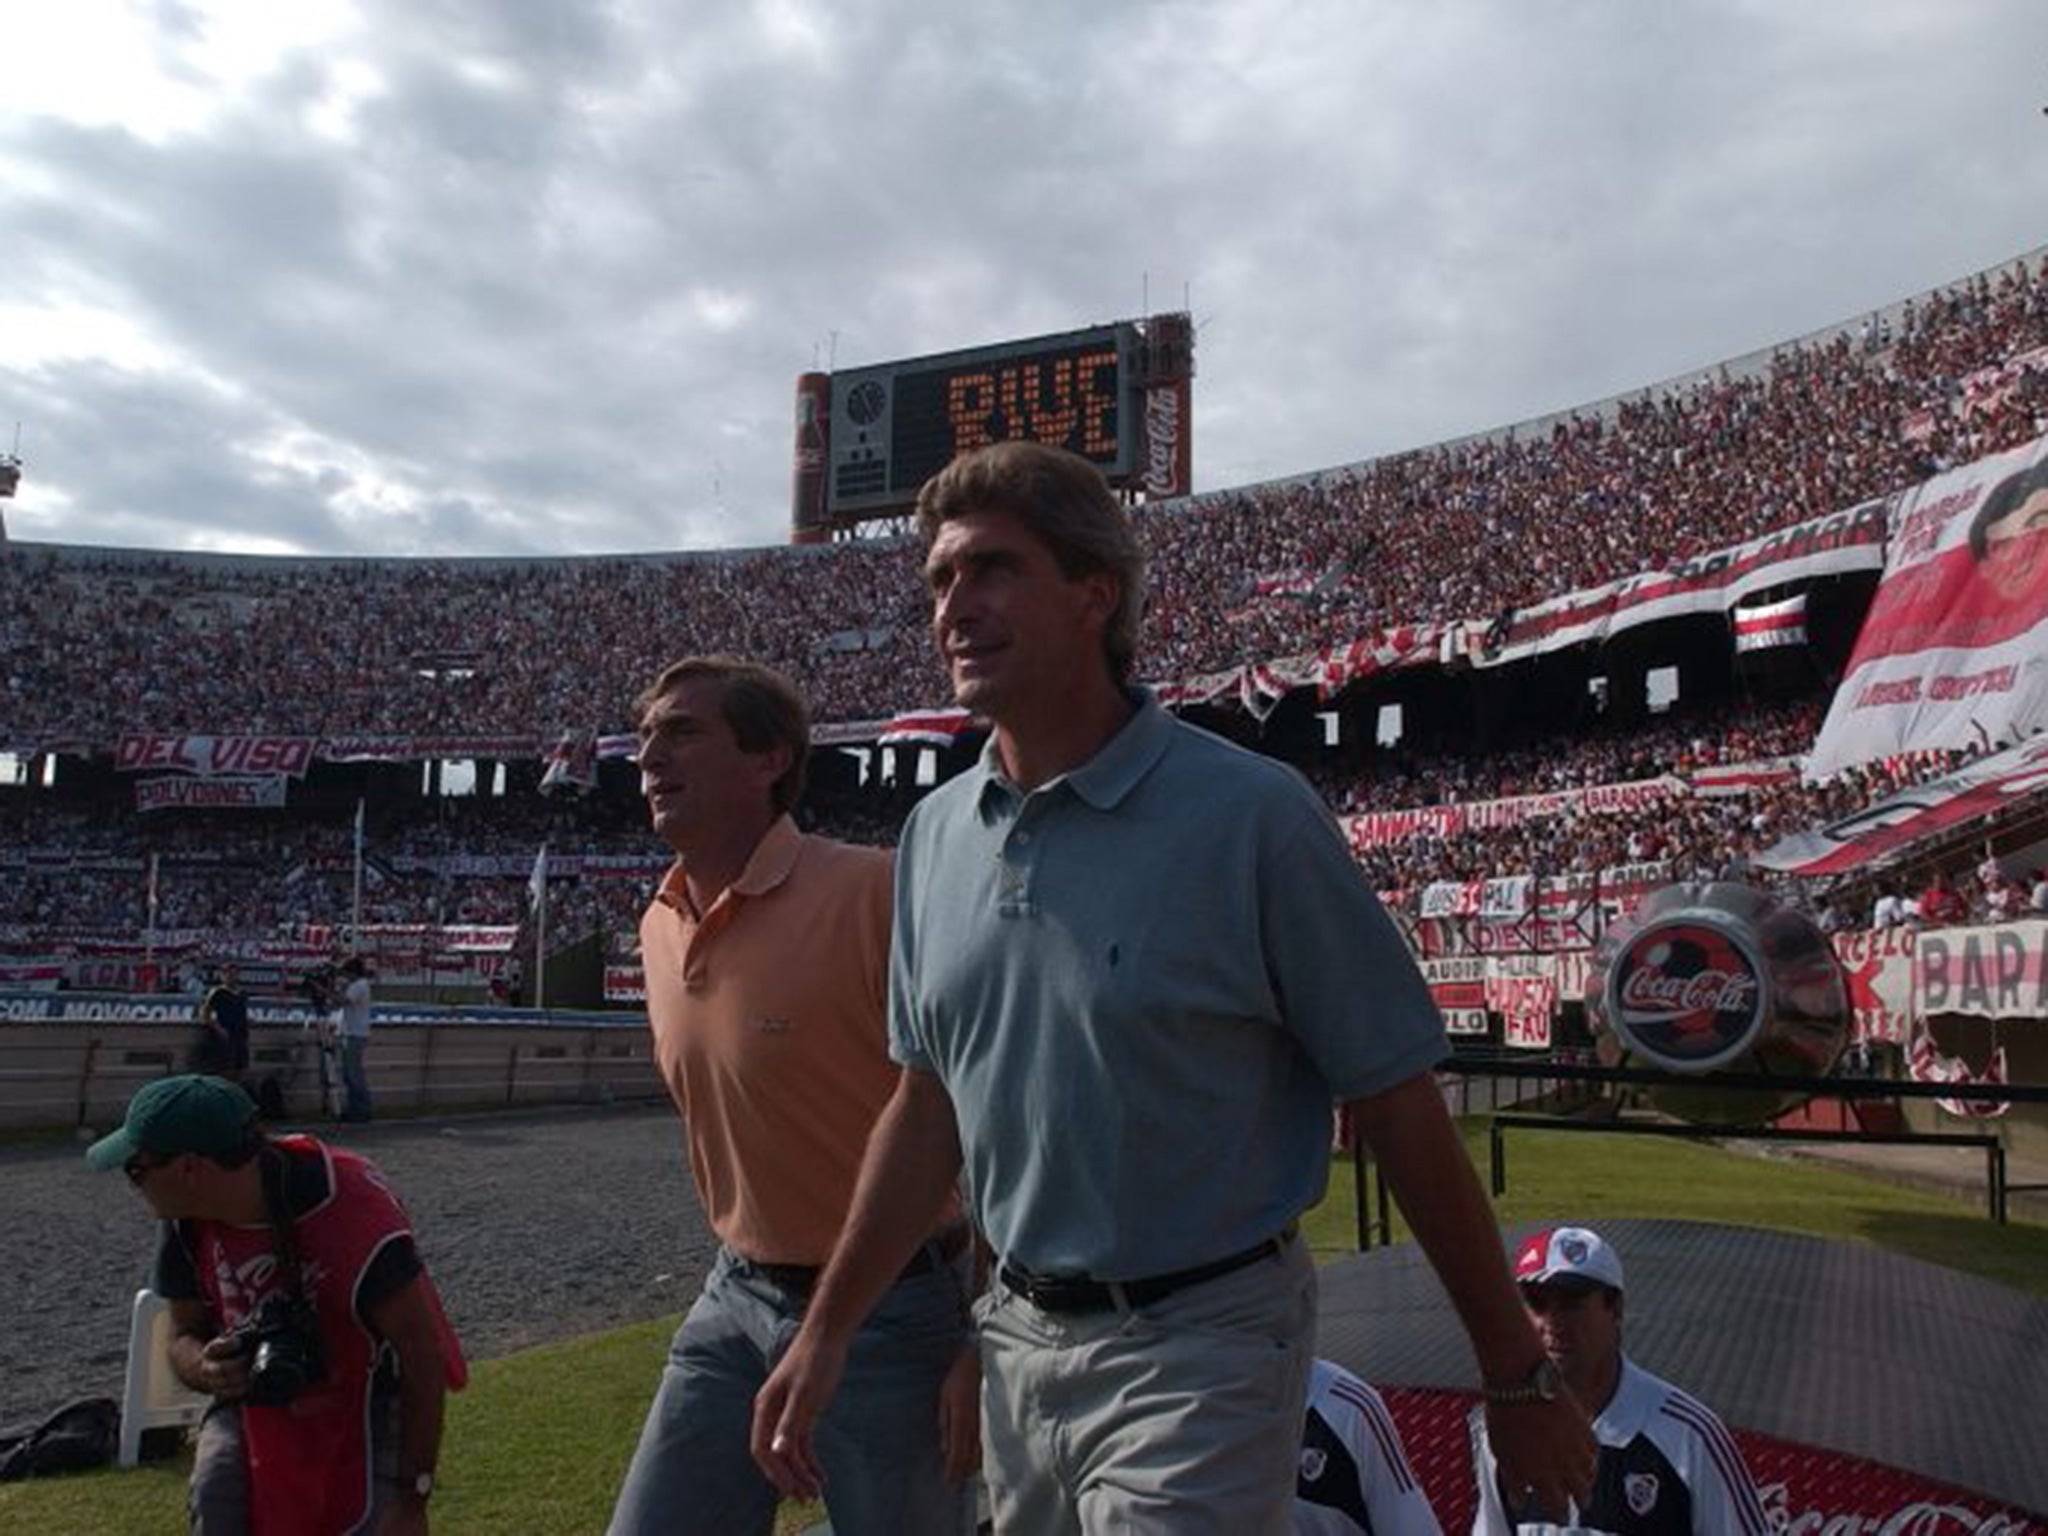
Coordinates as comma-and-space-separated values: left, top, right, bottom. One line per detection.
1805, 432, 2048, 781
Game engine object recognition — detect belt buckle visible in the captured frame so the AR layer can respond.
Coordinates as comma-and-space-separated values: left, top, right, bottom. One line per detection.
1019, 1271, 1105, 1313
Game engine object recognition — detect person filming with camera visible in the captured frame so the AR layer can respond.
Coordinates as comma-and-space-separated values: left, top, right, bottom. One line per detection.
89, 1075, 466, 1535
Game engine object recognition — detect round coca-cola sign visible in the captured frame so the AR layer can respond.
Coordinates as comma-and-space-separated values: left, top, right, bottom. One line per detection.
1605, 917, 1768, 1071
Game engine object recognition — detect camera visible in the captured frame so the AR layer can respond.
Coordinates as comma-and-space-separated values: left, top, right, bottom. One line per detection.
297, 964, 338, 1014
229, 1289, 326, 1407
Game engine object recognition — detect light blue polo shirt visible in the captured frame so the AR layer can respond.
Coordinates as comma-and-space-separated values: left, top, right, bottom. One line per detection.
888, 691, 1447, 1279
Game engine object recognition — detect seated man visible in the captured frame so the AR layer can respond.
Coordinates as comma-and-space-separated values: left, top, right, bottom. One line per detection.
89, 1074, 465, 1535
1470, 1226, 1767, 1535
1295, 1358, 1441, 1535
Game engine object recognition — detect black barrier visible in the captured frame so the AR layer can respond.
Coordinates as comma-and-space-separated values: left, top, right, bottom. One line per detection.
1442, 1055, 2048, 1107
1347, 1058, 2046, 1250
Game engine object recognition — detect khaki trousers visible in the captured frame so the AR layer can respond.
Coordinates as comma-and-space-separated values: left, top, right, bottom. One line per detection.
978, 1235, 1315, 1535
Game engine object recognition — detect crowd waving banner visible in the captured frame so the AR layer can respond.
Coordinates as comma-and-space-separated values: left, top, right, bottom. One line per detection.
878, 707, 982, 747
115, 734, 315, 778
1805, 430, 2048, 780
136, 776, 289, 812
1908, 1030, 2011, 1119
1465, 496, 1891, 669
1833, 928, 1916, 1045
1754, 732, 2048, 876
1344, 775, 1690, 853
1732, 592, 1808, 652
1915, 921, 2048, 1020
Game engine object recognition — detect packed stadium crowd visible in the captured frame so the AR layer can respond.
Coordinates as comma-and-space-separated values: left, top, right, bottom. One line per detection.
1304, 691, 2002, 909
5, 256, 2047, 976
1, 685, 2018, 962
3, 261, 2045, 745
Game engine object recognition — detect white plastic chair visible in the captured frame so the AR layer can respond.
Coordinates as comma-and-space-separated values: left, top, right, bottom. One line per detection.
117, 1289, 209, 1468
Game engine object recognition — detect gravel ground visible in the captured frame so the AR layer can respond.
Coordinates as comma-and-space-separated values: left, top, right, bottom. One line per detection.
0, 1102, 716, 1431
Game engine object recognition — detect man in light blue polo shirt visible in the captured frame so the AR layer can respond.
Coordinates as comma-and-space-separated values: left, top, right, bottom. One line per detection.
754, 442, 1595, 1533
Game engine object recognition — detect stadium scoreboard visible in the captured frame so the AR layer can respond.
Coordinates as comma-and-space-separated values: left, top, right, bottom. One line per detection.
790, 315, 1194, 538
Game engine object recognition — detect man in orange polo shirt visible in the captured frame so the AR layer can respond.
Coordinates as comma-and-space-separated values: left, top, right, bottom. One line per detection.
606, 656, 977, 1536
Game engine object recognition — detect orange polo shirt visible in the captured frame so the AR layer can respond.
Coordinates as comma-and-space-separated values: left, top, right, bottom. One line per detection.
641, 816, 954, 1264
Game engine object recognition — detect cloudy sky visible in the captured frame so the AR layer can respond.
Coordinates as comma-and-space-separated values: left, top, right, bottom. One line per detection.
2, 0, 2045, 557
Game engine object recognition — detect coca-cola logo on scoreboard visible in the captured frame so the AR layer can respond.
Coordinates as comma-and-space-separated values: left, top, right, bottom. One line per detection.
1607, 918, 1767, 1071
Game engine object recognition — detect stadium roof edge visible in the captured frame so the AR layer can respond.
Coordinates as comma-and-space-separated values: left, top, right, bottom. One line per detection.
3, 532, 910, 573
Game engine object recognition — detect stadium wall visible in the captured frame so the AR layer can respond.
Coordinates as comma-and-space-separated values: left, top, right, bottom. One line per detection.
0, 1002, 664, 1134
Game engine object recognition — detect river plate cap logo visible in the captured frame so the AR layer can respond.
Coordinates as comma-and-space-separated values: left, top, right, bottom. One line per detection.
1607, 915, 1768, 1071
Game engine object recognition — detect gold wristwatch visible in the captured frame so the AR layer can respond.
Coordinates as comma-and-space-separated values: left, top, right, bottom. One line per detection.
1483, 1357, 1563, 1405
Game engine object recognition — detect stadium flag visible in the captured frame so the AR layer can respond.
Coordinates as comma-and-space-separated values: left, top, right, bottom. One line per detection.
1805, 431, 2048, 781
877, 708, 980, 747
1907, 1029, 2009, 1119
350, 799, 366, 950
527, 843, 549, 910
529, 842, 550, 1012
1239, 664, 1288, 722
538, 732, 598, 796
1687, 757, 1804, 796
1755, 733, 2042, 875
1732, 592, 1807, 652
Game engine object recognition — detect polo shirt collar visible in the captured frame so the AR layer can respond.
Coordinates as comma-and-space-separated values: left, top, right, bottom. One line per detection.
970, 689, 1172, 819
655, 814, 804, 912
1592, 1355, 1657, 1447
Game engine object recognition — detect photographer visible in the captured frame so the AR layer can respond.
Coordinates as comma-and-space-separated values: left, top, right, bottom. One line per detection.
89, 1076, 466, 1535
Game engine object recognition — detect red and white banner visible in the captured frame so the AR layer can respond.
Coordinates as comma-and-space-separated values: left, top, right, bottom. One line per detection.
1469, 496, 1891, 668
1150, 630, 1443, 718
539, 732, 599, 796
1421, 956, 1485, 1036
1689, 757, 1805, 797
605, 963, 647, 1003
0, 961, 63, 990
1833, 928, 1916, 1045
1486, 955, 1558, 1049
878, 708, 981, 747
1908, 1028, 2012, 1119
1733, 592, 1808, 652
116, 734, 315, 779
1756, 733, 2048, 877
1806, 431, 2048, 780
1915, 921, 2048, 1021
292, 922, 519, 955
1345, 775, 1689, 853
136, 776, 289, 813
1534, 873, 1601, 953
318, 735, 540, 763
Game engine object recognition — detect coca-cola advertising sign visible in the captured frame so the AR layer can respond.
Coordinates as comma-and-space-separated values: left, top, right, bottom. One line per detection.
1607, 918, 1767, 1070
1140, 381, 1191, 497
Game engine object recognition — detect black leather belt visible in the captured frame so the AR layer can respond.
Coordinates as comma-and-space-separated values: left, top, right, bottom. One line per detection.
1000, 1230, 1291, 1315
749, 1221, 969, 1296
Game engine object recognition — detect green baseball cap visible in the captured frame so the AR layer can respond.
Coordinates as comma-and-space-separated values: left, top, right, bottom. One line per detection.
85, 1075, 260, 1172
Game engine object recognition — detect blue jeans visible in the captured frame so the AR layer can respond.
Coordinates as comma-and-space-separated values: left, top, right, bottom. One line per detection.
607, 1246, 976, 1536
339, 1036, 372, 1121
